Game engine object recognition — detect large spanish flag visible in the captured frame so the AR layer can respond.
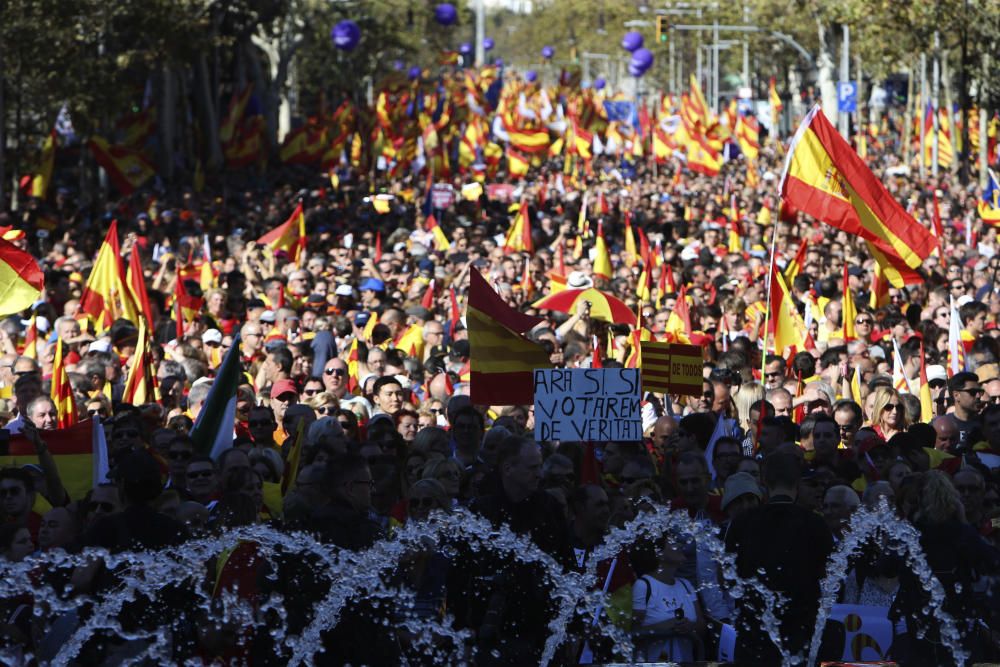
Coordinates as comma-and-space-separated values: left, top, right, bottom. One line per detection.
0, 237, 43, 317
469, 269, 550, 406
258, 202, 306, 265
88, 136, 156, 196
2, 420, 95, 500
780, 105, 935, 281
79, 221, 139, 332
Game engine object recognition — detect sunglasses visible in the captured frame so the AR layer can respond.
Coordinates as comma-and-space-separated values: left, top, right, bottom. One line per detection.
884, 403, 902, 411
187, 470, 214, 479
855, 318, 873, 326
303, 388, 320, 396
338, 421, 352, 430
409, 497, 439, 509
317, 406, 335, 415
248, 420, 273, 428
89, 501, 115, 512
955, 388, 984, 396
325, 368, 346, 377
88, 409, 106, 417
168, 450, 192, 461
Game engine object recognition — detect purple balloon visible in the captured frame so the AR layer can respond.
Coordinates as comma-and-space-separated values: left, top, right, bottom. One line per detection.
594, 77, 606, 90
434, 3, 457, 26
525, 70, 537, 83
621, 31, 644, 52
460, 42, 472, 55
541, 45, 554, 59
483, 38, 494, 51
628, 62, 646, 77
494, 57, 504, 66
331, 20, 361, 51
392, 60, 404, 71
630, 47, 654, 69
408, 66, 422, 80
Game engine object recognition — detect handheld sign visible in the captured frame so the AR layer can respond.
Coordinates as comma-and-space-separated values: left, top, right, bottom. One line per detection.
640, 341, 704, 396
533, 368, 642, 442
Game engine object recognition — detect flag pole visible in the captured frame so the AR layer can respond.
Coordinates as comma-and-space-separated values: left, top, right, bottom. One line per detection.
760, 202, 779, 384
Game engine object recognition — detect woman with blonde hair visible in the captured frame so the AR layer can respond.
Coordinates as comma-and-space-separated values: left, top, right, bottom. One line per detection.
304, 390, 339, 418
867, 386, 907, 441
732, 383, 765, 434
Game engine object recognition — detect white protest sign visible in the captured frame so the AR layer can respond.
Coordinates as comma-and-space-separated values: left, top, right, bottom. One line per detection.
533, 368, 642, 442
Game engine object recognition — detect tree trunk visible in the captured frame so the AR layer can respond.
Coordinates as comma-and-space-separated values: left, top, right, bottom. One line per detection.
958, 21, 971, 185
0, 51, 6, 209
158, 64, 176, 184
244, 40, 276, 152
815, 19, 839, 128
194, 54, 223, 169
941, 56, 959, 178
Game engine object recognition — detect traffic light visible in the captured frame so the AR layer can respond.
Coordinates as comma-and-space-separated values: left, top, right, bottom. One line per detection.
655, 16, 669, 44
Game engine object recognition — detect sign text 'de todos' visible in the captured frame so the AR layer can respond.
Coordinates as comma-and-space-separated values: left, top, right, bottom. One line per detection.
533, 368, 642, 442
640, 341, 704, 396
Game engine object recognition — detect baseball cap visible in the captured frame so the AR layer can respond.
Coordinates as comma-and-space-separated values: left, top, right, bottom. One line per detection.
269, 379, 299, 400
360, 278, 385, 293
202, 329, 223, 345
260, 310, 276, 323
335, 284, 354, 297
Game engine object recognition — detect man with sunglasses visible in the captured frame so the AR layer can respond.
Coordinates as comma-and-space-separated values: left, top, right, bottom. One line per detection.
949, 372, 984, 452
322, 358, 349, 400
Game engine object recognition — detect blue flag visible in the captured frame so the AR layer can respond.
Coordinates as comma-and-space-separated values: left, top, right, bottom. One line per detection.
603, 101, 636, 124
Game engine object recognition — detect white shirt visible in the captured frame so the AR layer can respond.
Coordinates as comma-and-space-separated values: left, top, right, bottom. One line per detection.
632, 575, 698, 662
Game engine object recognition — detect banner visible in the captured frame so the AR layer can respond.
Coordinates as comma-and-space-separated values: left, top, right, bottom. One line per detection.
639, 341, 703, 396
533, 368, 642, 442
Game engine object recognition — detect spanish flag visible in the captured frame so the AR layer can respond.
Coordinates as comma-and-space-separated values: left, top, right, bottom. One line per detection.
426, 214, 451, 251
842, 264, 857, 341
3, 421, 94, 500
686, 134, 722, 176
769, 262, 814, 354
507, 147, 529, 178
593, 221, 613, 281
122, 321, 159, 405
126, 245, 153, 321
79, 221, 139, 332
30, 130, 56, 199
503, 200, 533, 255
220, 86, 253, 147
257, 202, 306, 265
506, 125, 551, 154
174, 273, 204, 339
51, 337, 77, 429
88, 136, 156, 196
780, 105, 934, 278
469, 269, 550, 406
0, 237, 43, 317
783, 238, 808, 284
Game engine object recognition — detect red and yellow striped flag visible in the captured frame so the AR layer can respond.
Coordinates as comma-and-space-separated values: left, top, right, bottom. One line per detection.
126, 245, 153, 321
769, 262, 814, 354
122, 321, 160, 406
22, 312, 39, 359
842, 263, 857, 341
781, 105, 935, 280
593, 221, 613, 281
79, 221, 139, 333
503, 200, 533, 255
50, 338, 77, 429
0, 237, 43, 317
257, 202, 306, 266
30, 130, 56, 199
3, 421, 93, 500
469, 269, 550, 406
426, 214, 451, 251
88, 136, 156, 196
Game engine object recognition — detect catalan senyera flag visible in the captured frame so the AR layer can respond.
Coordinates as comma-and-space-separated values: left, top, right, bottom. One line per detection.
780, 105, 935, 280
79, 221, 139, 333
769, 261, 814, 354
30, 130, 56, 199
842, 264, 857, 341
688, 75, 710, 126
978, 169, 1000, 225
3, 420, 94, 500
640, 341, 704, 396
258, 202, 307, 266
469, 269, 550, 406
735, 115, 760, 161
593, 221, 613, 281
426, 214, 451, 251
51, 337, 77, 429
0, 237, 44, 317
88, 136, 156, 196
503, 200, 533, 255
122, 321, 159, 405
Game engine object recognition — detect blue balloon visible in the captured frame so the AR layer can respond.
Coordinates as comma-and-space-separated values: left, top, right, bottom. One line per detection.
621, 31, 644, 52
331, 20, 361, 51
483, 38, 494, 51
541, 45, 554, 59
408, 66, 422, 80
495, 57, 504, 66
434, 3, 457, 26
594, 77, 606, 90
628, 62, 646, 77
460, 42, 472, 55
525, 70, 537, 83
392, 60, 404, 71
630, 47, 654, 69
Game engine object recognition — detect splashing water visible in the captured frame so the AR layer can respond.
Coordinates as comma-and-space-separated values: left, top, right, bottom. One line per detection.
0, 501, 970, 666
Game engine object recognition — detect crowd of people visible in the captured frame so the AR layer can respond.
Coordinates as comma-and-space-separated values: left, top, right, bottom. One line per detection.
0, 97, 997, 666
